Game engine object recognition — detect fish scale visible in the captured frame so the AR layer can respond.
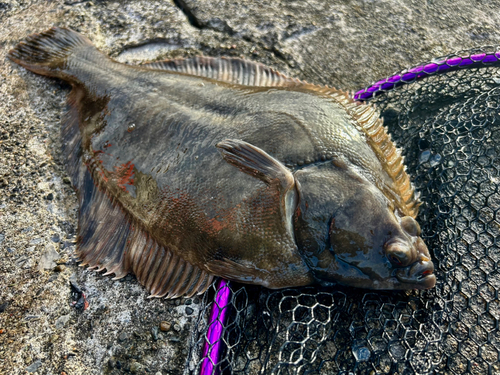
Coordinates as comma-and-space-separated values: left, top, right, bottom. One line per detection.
8, 27, 435, 296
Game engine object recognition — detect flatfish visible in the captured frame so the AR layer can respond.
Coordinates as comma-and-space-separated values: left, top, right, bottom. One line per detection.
8, 27, 436, 298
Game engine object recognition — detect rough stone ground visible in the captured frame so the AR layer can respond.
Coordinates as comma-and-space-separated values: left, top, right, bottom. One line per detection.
1, 1, 500, 374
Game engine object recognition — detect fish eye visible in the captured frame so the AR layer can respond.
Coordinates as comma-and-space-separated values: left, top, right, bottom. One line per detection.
389, 254, 403, 266
385, 240, 412, 267
401, 216, 421, 237
415, 221, 421, 236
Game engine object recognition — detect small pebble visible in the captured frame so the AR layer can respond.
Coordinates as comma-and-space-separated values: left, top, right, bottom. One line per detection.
49, 334, 59, 343
0, 302, 8, 313
173, 323, 181, 332
151, 326, 159, 340
159, 321, 171, 332
185, 298, 192, 305
55, 314, 70, 329
130, 361, 143, 373
26, 360, 42, 373
38, 244, 59, 271
108, 357, 117, 368
185, 307, 194, 315
118, 332, 128, 342
61, 242, 74, 250
16, 256, 28, 267
54, 265, 65, 272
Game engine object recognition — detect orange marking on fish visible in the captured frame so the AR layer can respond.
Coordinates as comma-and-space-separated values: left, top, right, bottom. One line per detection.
113, 161, 135, 192
205, 217, 227, 233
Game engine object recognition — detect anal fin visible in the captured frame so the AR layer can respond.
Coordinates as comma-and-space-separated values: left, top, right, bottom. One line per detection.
206, 258, 266, 285
75, 168, 213, 298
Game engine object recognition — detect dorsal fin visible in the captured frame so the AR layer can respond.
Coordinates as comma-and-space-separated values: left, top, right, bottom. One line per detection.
141, 56, 304, 87
309, 87, 421, 218
353, 104, 420, 218
141, 56, 420, 218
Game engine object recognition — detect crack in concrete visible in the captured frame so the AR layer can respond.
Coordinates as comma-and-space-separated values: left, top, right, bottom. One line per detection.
270, 46, 295, 68
171, 0, 294, 68
172, 0, 204, 29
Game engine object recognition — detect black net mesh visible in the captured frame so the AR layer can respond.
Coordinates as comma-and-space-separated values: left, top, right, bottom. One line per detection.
186, 47, 500, 375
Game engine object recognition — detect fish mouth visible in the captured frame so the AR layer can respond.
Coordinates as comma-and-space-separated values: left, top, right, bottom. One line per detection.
395, 259, 436, 290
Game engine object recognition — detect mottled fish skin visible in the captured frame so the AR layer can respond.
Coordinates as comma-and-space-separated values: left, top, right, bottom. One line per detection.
8, 27, 436, 296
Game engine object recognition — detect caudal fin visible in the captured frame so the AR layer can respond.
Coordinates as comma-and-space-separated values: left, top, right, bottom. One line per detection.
8, 27, 96, 78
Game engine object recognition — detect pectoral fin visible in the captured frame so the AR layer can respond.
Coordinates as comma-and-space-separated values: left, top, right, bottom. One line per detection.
214, 140, 315, 288
216, 139, 294, 190
216, 139, 298, 245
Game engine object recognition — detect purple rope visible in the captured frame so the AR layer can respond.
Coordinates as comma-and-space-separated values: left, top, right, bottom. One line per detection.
354, 51, 500, 100
199, 279, 231, 375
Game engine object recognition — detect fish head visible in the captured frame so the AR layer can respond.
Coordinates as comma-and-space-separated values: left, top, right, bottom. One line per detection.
293, 162, 436, 290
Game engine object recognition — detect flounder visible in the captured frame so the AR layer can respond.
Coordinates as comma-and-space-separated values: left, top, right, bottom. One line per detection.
9, 27, 436, 298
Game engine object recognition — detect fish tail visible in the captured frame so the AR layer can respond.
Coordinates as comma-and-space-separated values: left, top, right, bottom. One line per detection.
8, 27, 99, 79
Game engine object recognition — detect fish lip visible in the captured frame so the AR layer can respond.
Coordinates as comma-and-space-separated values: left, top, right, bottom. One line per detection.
395, 273, 436, 289
315, 255, 436, 290
395, 260, 436, 289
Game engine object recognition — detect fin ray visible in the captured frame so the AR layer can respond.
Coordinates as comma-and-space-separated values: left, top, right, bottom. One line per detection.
8, 27, 95, 78
206, 258, 265, 284
216, 139, 295, 189
141, 56, 302, 87
74, 167, 213, 298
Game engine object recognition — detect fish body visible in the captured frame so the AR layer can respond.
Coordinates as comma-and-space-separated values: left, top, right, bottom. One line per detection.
8, 28, 436, 297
